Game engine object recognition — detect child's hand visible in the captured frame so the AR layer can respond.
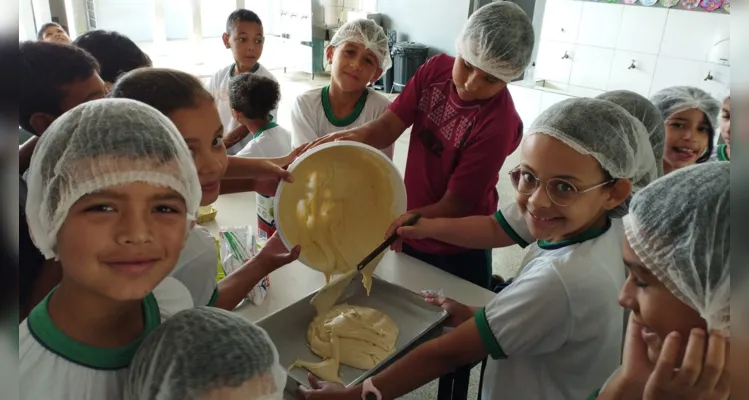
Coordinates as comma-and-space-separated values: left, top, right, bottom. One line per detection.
643, 329, 730, 400
421, 293, 474, 328
298, 131, 365, 155
297, 374, 358, 400
385, 213, 430, 252
253, 233, 301, 275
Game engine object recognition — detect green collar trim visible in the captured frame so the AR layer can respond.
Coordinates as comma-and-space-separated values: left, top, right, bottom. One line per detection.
717, 144, 730, 161
538, 219, 611, 250
252, 121, 279, 140
230, 62, 261, 77
27, 289, 161, 370
321, 85, 369, 127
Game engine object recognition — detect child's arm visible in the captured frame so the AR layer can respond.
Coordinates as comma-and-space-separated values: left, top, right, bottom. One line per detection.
222, 124, 250, 150
299, 317, 489, 400
223, 154, 295, 180
395, 214, 517, 249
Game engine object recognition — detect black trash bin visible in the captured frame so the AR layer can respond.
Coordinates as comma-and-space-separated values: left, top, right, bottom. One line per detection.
391, 42, 429, 93
374, 29, 397, 92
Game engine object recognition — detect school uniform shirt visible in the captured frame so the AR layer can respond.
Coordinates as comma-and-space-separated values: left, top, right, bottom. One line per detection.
170, 225, 219, 307
710, 144, 730, 162
388, 54, 523, 256
290, 85, 394, 159
207, 63, 278, 155
475, 218, 626, 400
236, 121, 293, 158
19, 277, 193, 400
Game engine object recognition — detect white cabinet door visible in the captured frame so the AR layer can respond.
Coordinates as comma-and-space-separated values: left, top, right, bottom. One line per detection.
540, 0, 583, 44
569, 44, 615, 90
615, 6, 668, 55
649, 56, 706, 96
699, 63, 730, 100
659, 10, 729, 62
606, 50, 657, 97
576, 2, 624, 48
535, 40, 574, 84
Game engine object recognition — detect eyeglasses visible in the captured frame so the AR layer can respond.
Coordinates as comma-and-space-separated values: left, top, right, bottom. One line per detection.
508, 167, 615, 207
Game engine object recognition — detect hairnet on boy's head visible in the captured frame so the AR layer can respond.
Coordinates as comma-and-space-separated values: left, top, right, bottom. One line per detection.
25, 98, 201, 260
625, 162, 730, 335
528, 98, 658, 218
455, 1, 535, 83
650, 86, 721, 134
597, 90, 665, 177
125, 307, 286, 400
329, 19, 392, 72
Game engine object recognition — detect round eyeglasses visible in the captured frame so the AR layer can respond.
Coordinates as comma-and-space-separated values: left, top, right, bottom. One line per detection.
508, 167, 615, 207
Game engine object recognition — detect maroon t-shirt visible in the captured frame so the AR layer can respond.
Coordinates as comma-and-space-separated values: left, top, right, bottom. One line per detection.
389, 54, 522, 255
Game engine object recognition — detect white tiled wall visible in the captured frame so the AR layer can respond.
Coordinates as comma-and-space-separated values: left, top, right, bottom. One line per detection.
535, 0, 730, 101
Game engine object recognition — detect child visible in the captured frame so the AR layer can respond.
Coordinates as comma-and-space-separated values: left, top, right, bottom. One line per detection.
650, 86, 721, 174
597, 90, 665, 177
20, 98, 201, 399
208, 9, 278, 155
73, 29, 153, 90
290, 19, 393, 158
231, 73, 292, 158
594, 162, 730, 399
37, 22, 71, 44
18, 40, 106, 320
712, 96, 731, 161
302, 2, 535, 290
109, 67, 300, 310
125, 307, 286, 399
299, 98, 657, 400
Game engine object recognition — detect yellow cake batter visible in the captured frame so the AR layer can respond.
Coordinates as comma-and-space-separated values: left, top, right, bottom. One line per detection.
276, 145, 396, 290
290, 304, 399, 383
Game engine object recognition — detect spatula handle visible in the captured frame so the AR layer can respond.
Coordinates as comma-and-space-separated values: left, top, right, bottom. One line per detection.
357, 213, 422, 271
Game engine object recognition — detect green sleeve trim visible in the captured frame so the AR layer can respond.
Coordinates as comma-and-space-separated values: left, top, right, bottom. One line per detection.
586, 389, 600, 400
474, 308, 507, 360
206, 286, 219, 307
493, 210, 529, 248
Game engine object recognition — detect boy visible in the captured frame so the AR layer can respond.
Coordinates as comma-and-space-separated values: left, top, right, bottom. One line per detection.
37, 22, 71, 44
18, 40, 107, 320
304, 2, 535, 289
73, 29, 153, 90
208, 9, 278, 155
712, 96, 730, 161
290, 19, 393, 158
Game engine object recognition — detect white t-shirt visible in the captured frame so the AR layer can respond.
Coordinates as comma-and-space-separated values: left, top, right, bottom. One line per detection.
207, 63, 279, 155
236, 122, 292, 158
290, 86, 394, 159
170, 225, 219, 307
19, 277, 193, 400
477, 215, 626, 400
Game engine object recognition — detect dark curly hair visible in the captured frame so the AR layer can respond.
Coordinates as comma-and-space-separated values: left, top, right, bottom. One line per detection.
229, 73, 279, 120
226, 9, 262, 33
73, 30, 152, 83
19, 41, 100, 134
109, 68, 213, 116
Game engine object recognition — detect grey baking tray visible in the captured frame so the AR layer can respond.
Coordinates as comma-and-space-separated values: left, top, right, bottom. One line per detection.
257, 274, 448, 388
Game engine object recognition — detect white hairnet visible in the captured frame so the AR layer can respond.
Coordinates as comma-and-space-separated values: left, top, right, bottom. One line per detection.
650, 86, 721, 133
329, 19, 392, 72
624, 162, 730, 334
25, 98, 201, 260
529, 98, 658, 217
455, 1, 534, 83
597, 90, 665, 177
125, 307, 286, 400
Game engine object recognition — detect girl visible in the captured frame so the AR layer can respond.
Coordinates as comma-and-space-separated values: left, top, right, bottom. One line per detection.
126, 307, 286, 399
595, 162, 730, 399
712, 96, 731, 161
298, 98, 657, 400
290, 19, 394, 158
20, 98, 200, 399
109, 68, 301, 310
650, 86, 721, 174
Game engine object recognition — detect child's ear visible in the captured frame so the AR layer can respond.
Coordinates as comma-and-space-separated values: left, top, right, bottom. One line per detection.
325, 46, 335, 65
604, 179, 633, 211
370, 68, 384, 84
28, 113, 57, 136
230, 109, 242, 122
222, 32, 231, 49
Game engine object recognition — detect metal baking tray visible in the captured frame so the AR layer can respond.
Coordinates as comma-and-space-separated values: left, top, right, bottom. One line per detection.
257, 274, 448, 388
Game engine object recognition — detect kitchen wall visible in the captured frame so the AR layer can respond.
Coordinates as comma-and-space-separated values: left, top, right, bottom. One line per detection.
533, 0, 730, 100
376, 0, 472, 56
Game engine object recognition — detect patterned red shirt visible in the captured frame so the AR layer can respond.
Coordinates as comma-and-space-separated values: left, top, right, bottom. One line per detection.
389, 54, 522, 255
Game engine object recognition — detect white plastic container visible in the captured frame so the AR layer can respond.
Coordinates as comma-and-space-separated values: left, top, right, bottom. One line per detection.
274, 141, 407, 269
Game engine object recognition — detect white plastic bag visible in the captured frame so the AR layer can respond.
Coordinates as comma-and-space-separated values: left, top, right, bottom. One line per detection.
219, 225, 270, 305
